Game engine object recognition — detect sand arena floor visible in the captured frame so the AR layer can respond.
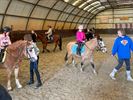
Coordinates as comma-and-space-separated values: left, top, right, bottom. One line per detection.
1, 34, 133, 100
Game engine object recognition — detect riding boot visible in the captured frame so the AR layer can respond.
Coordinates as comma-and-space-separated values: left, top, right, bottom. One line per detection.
0, 49, 4, 63
126, 71, 133, 82
78, 49, 81, 56
0, 53, 3, 62
34, 69, 42, 88
27, 69, 34, 85
77, 44, 81, 56
109, 68, 117, 80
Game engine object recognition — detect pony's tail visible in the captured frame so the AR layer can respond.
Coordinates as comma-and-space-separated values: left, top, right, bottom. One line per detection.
64, 52, 68, 61
58, 33, 62, 50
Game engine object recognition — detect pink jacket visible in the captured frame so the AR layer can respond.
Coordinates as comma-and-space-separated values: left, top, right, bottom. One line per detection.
0, 34, 11, 49
76, 31, 86, 42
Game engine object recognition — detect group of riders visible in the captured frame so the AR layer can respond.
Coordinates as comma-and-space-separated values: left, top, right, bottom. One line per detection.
1, 25, 133, 100
0, 25, 102, 62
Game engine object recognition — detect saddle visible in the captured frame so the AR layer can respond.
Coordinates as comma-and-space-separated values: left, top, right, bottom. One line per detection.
72, 43, 85, 56
47, 35, 54, 43
0, 48, 7, 63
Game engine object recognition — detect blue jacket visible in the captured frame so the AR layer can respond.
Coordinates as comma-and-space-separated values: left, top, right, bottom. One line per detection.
112, 35, 133, 59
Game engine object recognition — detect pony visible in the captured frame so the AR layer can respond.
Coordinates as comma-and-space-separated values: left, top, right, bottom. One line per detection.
65, 38, 98, 74
37, 33, 62, 52
0, 40, 37, 91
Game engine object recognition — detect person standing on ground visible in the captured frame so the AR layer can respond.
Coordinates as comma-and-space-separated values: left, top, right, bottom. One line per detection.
110, 29, 133, 81
31, 30, 37, 44
24, 34, 42, 88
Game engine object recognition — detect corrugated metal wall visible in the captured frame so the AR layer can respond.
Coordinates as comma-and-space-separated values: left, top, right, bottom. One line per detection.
89, 8, 133, 29
0, 0, 90, 31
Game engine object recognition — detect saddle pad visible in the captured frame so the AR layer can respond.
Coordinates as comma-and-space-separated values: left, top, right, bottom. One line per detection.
71, 44, 85, 55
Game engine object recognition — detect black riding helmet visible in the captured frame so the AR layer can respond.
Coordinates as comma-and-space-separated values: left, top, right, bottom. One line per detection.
2, 26, 12, 33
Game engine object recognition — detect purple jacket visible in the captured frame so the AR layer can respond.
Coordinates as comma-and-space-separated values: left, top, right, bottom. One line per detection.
76, 31, 86, 42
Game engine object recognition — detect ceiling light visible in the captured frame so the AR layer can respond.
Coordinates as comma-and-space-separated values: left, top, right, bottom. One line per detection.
72, 0, 81, 6
79, 0, 92, 8
64, 0, 69, 2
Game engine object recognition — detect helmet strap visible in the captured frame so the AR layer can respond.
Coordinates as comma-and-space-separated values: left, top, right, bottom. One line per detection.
4, 32, 7, 37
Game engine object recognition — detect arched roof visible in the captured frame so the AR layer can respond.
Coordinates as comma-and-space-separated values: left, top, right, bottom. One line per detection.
0, 0, 133, 30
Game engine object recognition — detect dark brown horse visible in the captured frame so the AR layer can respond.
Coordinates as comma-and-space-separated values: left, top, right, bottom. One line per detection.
37, 33, 62, 52
0, 40, 35, 90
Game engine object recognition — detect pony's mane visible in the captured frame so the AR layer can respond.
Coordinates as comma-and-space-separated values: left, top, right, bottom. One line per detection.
86, 38, 97, 49
86, 38, 97, 44
8, 40, 26, 50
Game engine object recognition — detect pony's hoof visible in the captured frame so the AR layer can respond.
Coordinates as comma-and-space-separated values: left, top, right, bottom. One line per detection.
72, 64, 75, 67
17, 85, 22, 89
65, 61, 68, 66
80, 68, 83, 72
65, 63, 68, 66
7, 87, 12, 91
93, 70, 97, 75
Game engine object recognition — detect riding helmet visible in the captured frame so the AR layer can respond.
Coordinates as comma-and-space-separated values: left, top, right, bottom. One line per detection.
2, 26, 12, 33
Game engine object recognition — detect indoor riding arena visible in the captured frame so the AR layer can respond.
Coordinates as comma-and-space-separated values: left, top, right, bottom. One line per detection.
1, 0, 133, 100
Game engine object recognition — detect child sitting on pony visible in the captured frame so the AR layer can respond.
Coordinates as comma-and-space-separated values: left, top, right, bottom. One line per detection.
76, 25, 86, 56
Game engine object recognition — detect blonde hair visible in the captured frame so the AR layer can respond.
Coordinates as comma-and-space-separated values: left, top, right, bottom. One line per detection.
78, 25, 83, 30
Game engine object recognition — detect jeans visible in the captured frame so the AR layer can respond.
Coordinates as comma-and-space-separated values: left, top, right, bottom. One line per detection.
30, 60, 41, 83
77, 42, 84, 55
115, 59, 130, 71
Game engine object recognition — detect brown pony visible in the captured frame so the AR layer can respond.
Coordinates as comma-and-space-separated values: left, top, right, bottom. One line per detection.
37, 33, 62, 52
65, 38, 98, 74
0, 40, 34, 91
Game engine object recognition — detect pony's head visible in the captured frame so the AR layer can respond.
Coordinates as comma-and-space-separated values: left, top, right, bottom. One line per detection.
97, 38, 107, 53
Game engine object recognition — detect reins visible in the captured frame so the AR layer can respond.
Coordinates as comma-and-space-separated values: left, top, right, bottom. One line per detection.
84, 40, 95, 51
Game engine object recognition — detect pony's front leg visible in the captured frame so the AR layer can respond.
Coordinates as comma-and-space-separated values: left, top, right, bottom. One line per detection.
14, 67, 22, 89
90, 58, 97, 75
80, 57, 85, 72
72, 57, 75, 66
7, 69, 12, 91
53, 42, 58, 52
